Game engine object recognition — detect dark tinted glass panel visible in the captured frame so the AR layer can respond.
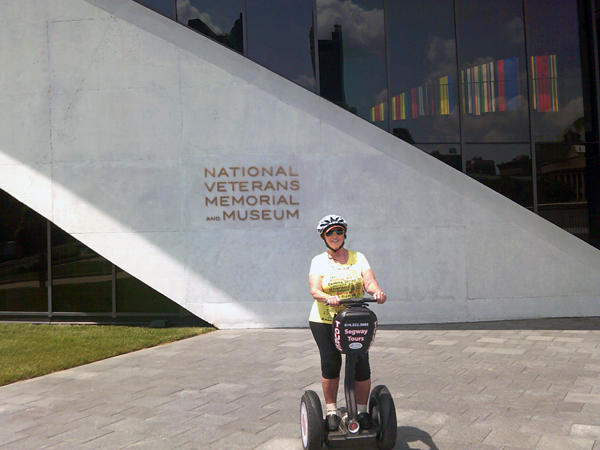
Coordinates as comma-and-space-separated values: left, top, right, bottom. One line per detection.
134, 0, 177, 19
246, 0, 316, 92
526, 0, 589, 241
316, 0, 387, 128
116, 267, 180, 314
536, 141, 589, 240
177, 0, 244, 54
387, 0, 459, 144
465, 143, 533, 207
0, 190, 47, 312
51, 225, 112, 313
456, 0, 529, 143
526, 0, 584, 141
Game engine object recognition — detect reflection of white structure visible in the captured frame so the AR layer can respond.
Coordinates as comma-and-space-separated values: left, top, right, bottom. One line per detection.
1, 0, 600, 328
497, 155, 531, 177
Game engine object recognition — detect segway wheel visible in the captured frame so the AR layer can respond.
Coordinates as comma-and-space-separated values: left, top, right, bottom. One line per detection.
300, 391, 324, 450
369, 385, 397, 450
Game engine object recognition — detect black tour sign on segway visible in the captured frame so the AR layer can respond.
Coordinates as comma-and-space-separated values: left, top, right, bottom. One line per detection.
300, 298, 397, 449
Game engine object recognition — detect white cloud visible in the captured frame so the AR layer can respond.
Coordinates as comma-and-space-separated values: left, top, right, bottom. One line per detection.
426, 36, 457, 81
431, 111, 460, 137
460, 94, 530, 143
176, 0, 223, 35
198, 12, 223, 35
540, 97, 584, 140
293, 74, 317, 90
317, 0, 384, 51
374, 88, 387, 105
465, 97, 584, 143
176, 0, 199, 24
504, 17, 525, 45
427, 36, 455, 63
463, 55, 496, 71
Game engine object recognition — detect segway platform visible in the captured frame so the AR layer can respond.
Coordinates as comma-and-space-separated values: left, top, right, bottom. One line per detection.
325, 406, 378, 447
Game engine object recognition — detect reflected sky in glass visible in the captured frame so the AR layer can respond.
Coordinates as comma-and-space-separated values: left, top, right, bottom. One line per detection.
316, 0, 387, 128
135, 0, 176, 19
387, 0, 459, 144
177, 0, 244, 53
456, 0, 529, 143
246, 0, 316, 92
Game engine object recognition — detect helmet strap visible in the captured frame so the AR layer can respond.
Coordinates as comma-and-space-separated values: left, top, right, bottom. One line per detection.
323, 236, 346, 253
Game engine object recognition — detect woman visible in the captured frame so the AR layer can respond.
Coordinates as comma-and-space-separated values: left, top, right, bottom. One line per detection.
308, 214, 387, 431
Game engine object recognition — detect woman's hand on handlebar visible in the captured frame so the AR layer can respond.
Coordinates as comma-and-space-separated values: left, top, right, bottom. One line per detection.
373, 291, 387, 304
324, 295, 341, 307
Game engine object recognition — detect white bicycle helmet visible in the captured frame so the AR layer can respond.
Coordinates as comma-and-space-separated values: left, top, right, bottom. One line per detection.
317, 214, 348, 236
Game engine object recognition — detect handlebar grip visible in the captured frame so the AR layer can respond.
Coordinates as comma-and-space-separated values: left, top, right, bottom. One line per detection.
324, 297, 377, 306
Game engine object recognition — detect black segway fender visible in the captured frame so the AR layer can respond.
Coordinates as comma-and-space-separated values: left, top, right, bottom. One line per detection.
305, 390, 324, 429
369, 384, 397, 450
370, 385, 392, 430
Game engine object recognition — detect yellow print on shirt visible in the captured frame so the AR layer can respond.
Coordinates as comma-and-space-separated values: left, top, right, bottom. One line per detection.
327, 268, 363, 300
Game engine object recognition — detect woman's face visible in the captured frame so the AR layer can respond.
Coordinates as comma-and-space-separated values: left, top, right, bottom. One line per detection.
324, 226, 345, 250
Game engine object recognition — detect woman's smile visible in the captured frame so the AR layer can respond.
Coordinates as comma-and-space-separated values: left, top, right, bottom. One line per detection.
325, 227, 345, 249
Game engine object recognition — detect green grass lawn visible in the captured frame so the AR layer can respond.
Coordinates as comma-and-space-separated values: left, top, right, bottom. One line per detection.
0, 323, 214, 387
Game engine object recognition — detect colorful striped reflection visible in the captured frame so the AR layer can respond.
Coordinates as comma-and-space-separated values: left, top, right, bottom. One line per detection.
531, 55, 559, 112
371, 55, 559, 122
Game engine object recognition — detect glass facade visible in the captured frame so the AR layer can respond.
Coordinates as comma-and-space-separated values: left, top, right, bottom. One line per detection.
50, 224, 113, 314
0, 193, 47, 313
134, 0, 600, 247
4, 0, 600, 320
116, 267, 181, 314
0, 189, 202, 324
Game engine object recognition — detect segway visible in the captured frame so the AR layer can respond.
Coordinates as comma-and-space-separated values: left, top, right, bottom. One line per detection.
300, 298, 397, 449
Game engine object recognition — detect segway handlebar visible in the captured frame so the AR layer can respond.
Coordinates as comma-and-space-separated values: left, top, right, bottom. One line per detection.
325, 297, 378, 306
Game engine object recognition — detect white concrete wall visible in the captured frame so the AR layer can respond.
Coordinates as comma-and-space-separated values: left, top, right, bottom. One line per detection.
1, 0, 599, 328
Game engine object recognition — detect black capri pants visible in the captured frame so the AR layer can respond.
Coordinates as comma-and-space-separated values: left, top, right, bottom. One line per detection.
310, 321, 370, 381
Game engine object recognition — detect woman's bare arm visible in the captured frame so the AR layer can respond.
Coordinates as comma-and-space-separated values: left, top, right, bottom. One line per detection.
309, 274, 341, 306
362, 269, 387, 304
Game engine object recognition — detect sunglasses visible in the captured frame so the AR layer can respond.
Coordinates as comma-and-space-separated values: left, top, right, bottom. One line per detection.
325, 228, 345, 237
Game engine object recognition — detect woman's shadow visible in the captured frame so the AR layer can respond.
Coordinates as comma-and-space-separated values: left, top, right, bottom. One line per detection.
393, 426, 439, 450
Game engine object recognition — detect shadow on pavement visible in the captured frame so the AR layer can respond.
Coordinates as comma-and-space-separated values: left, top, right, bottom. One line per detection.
395, 425, 439, 449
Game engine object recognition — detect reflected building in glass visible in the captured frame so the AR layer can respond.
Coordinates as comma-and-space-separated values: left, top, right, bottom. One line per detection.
318, 24, 347, 108
3, 0, 600, 321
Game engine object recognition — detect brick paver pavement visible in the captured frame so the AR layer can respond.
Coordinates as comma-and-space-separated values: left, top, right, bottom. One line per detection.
2, 317, 600, 449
